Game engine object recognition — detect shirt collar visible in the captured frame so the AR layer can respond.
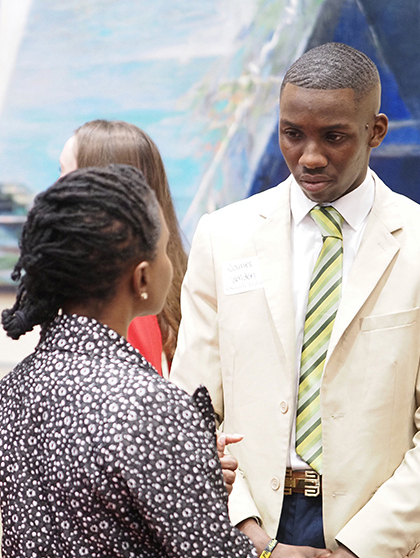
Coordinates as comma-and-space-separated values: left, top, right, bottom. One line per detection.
291, 169, 375, 231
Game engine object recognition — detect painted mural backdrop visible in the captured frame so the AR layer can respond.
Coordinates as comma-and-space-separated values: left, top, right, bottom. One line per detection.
0, 0, 419, 285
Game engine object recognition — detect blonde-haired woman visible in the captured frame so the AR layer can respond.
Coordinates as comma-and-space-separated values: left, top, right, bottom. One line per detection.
60, 120, 187, 376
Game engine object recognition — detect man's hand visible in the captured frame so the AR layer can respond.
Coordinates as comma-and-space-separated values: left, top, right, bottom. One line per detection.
274, 544, 332, 558
217, 433, 243, 494
327, 546, 357, 558
238, 518, 331, 558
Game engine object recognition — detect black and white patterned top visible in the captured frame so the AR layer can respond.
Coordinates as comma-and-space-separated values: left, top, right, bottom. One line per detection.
0, 314, 256, 558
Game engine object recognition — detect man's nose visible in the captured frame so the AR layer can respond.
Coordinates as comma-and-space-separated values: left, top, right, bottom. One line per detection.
298, 141, 328, 169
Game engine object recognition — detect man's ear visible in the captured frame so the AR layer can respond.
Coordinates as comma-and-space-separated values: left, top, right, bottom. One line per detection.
369, 113, 388, 148
131, 261, 150, 300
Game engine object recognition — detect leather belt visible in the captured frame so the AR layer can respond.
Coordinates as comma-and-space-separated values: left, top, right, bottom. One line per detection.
284, 468, 321, 497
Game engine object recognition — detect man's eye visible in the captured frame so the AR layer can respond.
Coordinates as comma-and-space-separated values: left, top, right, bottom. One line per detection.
327, 133, 345, 143
283, 129, 301, 139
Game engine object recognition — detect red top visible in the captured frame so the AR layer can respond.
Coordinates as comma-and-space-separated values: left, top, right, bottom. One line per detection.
127, 315, 163, 376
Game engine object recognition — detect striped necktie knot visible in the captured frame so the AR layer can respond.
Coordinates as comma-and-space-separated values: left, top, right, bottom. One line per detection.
310, 206, 343, 240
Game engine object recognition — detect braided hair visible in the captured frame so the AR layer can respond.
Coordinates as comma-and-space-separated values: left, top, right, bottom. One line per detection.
281, 42, 380, 102
2, 164, 161, 340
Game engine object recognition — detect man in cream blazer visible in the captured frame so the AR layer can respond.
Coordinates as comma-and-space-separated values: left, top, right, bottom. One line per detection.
172, 43, 420, 558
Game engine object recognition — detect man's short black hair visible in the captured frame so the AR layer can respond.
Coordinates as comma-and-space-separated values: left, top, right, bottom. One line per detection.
281, 42, 380, 102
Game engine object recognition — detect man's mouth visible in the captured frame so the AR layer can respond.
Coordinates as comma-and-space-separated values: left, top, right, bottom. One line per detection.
299, 174, 332, 191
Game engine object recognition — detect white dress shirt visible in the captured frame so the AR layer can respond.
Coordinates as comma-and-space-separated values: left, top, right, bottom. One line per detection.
289, 169, 376, 469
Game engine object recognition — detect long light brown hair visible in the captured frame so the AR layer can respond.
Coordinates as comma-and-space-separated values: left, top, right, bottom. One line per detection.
74, 119, 188, 361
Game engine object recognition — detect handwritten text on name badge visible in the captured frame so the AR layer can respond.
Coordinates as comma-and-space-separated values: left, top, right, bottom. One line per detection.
223, 257, 263, 295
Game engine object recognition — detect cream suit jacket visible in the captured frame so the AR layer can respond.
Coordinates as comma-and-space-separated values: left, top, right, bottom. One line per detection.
171, 173, 420, 558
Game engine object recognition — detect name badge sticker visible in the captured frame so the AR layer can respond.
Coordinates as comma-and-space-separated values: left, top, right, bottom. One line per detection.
222, 256, 263, 295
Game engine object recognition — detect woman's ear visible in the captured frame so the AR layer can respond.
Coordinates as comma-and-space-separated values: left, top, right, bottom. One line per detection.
132, 261, 150, 301
369, 113, 388, 148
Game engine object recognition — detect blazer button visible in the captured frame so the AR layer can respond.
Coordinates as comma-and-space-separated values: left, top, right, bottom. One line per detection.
280, 401, 289, 413
270, 477, 281, 491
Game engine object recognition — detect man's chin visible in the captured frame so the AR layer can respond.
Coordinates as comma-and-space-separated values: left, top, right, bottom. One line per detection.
299, 181, 335, 203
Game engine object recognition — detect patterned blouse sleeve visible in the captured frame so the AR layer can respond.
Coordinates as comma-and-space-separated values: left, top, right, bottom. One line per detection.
98, 380, 257, 558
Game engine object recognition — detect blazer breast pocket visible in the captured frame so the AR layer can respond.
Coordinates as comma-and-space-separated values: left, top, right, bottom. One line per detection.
360, 307, 419, 332
356, 307, 420, 412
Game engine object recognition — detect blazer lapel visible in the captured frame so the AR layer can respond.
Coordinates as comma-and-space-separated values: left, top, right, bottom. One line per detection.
327, 177, 402, 363
253, 179, 295, 376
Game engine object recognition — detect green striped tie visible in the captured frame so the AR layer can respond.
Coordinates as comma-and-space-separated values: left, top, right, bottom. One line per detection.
296, 205, 344, 474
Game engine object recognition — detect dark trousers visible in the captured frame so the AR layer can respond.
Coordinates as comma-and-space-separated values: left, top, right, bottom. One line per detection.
276, 493, 325, 548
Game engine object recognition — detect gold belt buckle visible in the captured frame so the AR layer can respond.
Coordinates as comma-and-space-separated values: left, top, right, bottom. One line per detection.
304, 470, 320, 497
284, 468, 293, 496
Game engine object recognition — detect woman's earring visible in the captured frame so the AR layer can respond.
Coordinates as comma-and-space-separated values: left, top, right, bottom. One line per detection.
141, 292, 148, 301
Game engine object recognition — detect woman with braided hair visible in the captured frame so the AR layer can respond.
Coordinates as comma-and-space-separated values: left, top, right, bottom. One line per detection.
0, 165, 256, 558
59, 120, 187, 376
3, 163, 168, 341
